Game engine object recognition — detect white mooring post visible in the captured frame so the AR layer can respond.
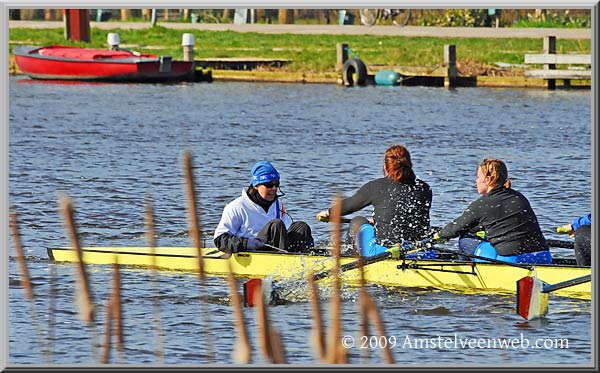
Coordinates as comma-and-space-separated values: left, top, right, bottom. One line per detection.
182, 33, 195, 62
107, 33, 120, 50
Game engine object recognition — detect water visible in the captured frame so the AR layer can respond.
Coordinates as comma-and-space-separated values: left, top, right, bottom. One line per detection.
7, 77, 592, 366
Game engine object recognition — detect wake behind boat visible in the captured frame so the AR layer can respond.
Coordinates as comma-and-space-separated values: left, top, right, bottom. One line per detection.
13, 45, 194, 82
47, 246, 591, 300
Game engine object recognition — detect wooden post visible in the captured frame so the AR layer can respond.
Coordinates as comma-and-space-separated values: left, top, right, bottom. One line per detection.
278, 9, 294, 24
142, 9, 151, 20
543, 36, 557, 90
63, 9, 70, 40
444, 44, 457, 89
65, 9, 90, 43
120, 9, 130, 21
336, 43, 348, 72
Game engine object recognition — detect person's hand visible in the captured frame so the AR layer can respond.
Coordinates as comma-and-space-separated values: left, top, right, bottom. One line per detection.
246, 237, 265, 251
557, 224, 575, 238
433, 233, 447, 243
386, 244, 401, 259
316, 210, 330, 222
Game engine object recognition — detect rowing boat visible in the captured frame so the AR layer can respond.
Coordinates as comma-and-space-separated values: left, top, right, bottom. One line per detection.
47, 246, 591, 300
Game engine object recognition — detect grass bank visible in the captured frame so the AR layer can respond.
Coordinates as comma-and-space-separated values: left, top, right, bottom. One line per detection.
9, 26, 591, 82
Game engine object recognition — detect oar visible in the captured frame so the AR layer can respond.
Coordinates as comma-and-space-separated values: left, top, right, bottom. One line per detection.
432, 245, 535, 270
317, 216, 352, 224
548, 226, 575, 249
516, 274, 591, 320
242, 238, 434, 307
546, 239, 574, 250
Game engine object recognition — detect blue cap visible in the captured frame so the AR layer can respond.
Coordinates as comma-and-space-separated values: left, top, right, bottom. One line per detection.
250, 161, 280, 186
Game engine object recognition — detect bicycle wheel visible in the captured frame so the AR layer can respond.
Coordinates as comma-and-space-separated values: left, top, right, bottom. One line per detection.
359, 9, 378, 26
391, 9, 411, 27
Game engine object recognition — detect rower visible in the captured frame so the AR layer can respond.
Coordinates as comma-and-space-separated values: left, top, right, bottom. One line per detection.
316, 144, 433, 258
558, 213, 591, 266
213, 161, 314, 254
433, 158, 552, 264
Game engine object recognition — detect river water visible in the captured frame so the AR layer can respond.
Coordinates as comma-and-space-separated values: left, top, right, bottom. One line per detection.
7, 77, 593, 366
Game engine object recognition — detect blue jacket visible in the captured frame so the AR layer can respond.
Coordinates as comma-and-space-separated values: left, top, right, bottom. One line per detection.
572, 213, 592, 231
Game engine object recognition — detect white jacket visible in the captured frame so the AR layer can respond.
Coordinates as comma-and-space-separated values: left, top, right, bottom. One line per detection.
213, 188, 292, 240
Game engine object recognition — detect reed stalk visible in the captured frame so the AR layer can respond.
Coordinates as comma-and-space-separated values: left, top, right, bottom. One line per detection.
363, 291, 394, 363
145, 196, 165, 363
226, 261, 252, 364
10, 209, 50, 362
182, 150, 214, 363
253, 281, 272, 362
326, 195, 346, 364
48, 260, 56, 361
111, 261, 124, 362
102, 296, 113, 364
354, 229, 370, 364
306, 273, 326, 362
59, 195, 99, 362
253, 280, 286, 363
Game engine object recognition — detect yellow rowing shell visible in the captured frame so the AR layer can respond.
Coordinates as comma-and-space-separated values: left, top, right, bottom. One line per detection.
47, 246, 592, 300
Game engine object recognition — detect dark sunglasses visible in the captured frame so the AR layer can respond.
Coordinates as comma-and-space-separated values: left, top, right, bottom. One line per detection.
261, 181, 280, 188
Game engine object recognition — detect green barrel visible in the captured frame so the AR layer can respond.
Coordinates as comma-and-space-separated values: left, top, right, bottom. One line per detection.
374, 70, 401, 86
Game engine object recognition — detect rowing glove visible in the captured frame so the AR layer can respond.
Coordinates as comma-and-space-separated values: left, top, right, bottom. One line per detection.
246, 237, 265, 251
386, 244, 401, 259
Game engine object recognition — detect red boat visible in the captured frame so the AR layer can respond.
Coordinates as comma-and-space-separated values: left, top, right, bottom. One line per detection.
13, 45, 195, 82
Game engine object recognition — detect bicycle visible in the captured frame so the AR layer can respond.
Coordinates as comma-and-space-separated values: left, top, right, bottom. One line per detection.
359, 9, 411, 27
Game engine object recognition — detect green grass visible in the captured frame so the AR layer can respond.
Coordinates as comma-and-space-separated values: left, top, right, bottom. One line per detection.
9, 26, 591, 73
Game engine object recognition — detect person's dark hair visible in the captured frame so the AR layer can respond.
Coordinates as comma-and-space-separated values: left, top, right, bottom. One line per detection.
247, 184, 258, 197
384, 145, 415, 182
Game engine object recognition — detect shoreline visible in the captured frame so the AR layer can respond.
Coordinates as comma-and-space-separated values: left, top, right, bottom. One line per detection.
9, 59, 589, 90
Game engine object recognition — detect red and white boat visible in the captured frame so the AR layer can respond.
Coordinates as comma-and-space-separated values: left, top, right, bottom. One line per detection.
13, 45, 195, 82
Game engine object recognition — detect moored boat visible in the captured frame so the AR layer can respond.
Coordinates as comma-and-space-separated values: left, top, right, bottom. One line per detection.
13, 45, 194, 82
47, 246, 592, 300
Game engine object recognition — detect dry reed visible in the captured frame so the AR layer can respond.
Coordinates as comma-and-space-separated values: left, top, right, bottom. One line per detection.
325, 195, 347, 364
102, 296, 113, 364
10, 209, 50, 362
253, 280, 286, 363
59, 195, 99, 362
111, 262, 124, 358
226, 261, 252, 364
306, 273, 326, 361
59, 195, 94, 323
145, 196, 165, 362
182, 150, 214, 362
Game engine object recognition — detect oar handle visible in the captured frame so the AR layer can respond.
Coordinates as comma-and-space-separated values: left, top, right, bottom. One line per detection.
547, 239, 574, 250
317, 215, 352, 224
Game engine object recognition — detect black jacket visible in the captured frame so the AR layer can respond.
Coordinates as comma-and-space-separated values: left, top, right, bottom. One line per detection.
337, 177, 432, 246
439, 187, 548, 256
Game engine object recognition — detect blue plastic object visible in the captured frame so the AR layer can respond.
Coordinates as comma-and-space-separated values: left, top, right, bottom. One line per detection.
374, 70, 401, 86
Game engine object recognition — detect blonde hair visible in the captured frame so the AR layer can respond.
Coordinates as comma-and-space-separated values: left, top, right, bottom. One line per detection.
479, 158, 510, 189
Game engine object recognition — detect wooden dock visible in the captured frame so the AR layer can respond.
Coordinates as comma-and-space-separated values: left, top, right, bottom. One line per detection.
194, 57, 290, 71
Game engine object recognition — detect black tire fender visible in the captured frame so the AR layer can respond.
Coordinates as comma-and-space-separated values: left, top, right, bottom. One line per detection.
343, 57, 367, 86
